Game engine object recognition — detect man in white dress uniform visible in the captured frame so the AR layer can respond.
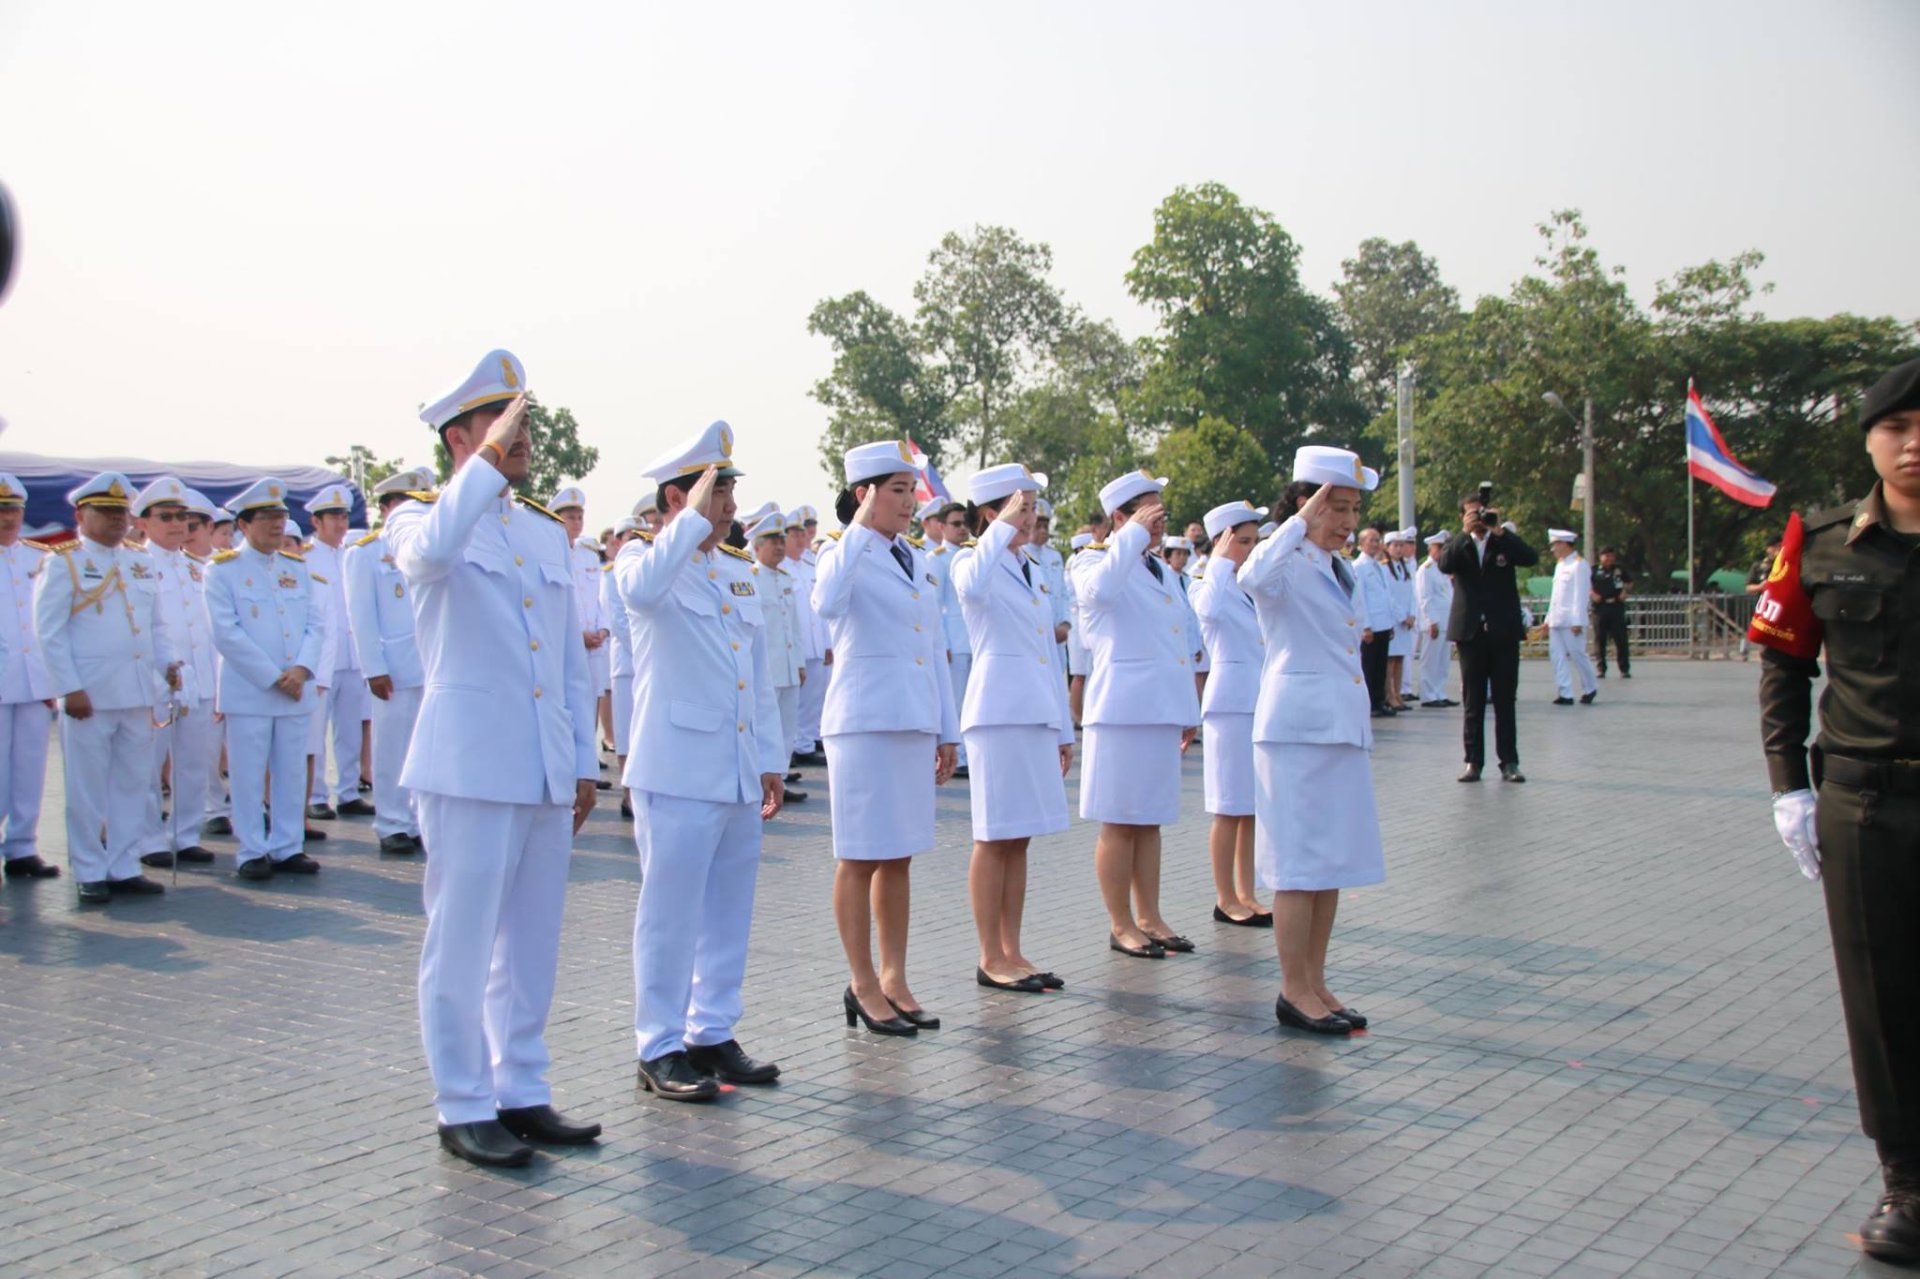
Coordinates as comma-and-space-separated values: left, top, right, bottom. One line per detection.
1415, 531, 1455, 707
1030, 499, 1072, 673
0, 474, 61, 880
344, 470, 432, 855
133, 476, 219, 868
786, 506, 828, 764
749, 511, 808, 804
303, 484, 374, 821
616, 423, 787, 1101
387, 350, 601, 1168
1546, 529, 1599, 706
551, 486, 613, 761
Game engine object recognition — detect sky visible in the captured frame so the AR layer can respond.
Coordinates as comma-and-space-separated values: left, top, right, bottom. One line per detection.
2, 0, 1916, 527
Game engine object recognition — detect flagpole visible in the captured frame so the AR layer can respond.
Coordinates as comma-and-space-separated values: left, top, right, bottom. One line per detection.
1686, 379, 1696, 596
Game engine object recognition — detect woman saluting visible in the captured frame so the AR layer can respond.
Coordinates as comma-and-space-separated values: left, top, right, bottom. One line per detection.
813, 441, 961, 1035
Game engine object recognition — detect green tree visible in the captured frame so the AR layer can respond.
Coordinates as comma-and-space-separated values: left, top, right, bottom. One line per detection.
806, 290, 954, 486
1151, 416, 1274, 528
430, 394, 600, 503
1333, 237, 1461, 414
323, 444, 412, 493
998, 315, 1151, 520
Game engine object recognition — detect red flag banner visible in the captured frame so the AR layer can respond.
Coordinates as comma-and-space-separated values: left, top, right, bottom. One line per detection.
1745, 511, 1822, 660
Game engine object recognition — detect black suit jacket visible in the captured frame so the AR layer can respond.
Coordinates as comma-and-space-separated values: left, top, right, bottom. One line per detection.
1437, 529, 1540, 643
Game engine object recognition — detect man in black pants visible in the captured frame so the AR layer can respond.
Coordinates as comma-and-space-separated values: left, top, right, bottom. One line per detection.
1591, 546, 1633, 677
1436, 493, 1538, 782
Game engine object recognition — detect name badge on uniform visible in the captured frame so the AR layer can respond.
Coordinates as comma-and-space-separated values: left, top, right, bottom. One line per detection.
729, 581, 755, 597
926, 573, 941, 586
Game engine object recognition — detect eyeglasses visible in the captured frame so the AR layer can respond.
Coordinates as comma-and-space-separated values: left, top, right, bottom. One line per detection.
148, 509, 188, 523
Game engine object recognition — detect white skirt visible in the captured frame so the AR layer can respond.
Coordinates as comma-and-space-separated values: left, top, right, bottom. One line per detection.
1388, 622, 1415, 659
1079, 723, 1181, 827
588, 645, 612, 696
1254, 741, 1385, 891
611, 674, 634, 757
825, 730, 936, 860
963, 725, 1069, 842
1202, 713, 1254, 817
1066, 629, 1091, 677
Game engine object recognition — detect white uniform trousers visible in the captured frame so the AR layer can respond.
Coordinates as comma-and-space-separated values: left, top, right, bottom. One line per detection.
228, 712, 311, 865
947, 652, 973, 767
630, 791, 762, 1062
417, 793, 571, 1125
795, 658, 828, 751
307, 677, 370, 805
774, 684, 799, 767
61, 707, 155, 883
1418, 632, 1452, 704
611, 674, 635, 759
144, 697, 217, 854
370, 685, 423, 840
1549, 627, 1598, 698
0, 700, 53, 861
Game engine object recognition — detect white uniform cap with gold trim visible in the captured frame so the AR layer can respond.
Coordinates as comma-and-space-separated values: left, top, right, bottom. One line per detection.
1069, 532, 1094, 551
1203, 500, 1268, 540
213, 506, 236, 525
793, 504, 819, 525
307, 483, 352, 514
738, 500, 781, 529
1548, 528, 1578, 543
229, 477, 292, 514
783, 508, 807, 530
842, 439, 917, 486
915, 497, 945, 523
133, 475, 191, 515
1099, 468, 1166, 515
1258, 521, 1278, 539
576, 535, 602, 553
968, 463, 1045, 506
1424, 531, 1449, 546
549, 485, 587, 512
182, 488, 219, 520
1291, 445, 1379, 492
633, 492, 660, 517
69, 472, 137, 510
1400, 525, 1417, 542
643, 421, 744, 486
420, 349, 527, 431
613, 516, 641, 536
746, 512, 786, 541
372, 470, 423, 498
1162, 535, 1193, 553
0, 472, 26, 506
1034, 498, 1053, 519
1383, 529, 1409, 546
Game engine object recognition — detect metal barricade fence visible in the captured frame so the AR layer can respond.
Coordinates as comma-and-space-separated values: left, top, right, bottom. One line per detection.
1517, 593, 1758, 660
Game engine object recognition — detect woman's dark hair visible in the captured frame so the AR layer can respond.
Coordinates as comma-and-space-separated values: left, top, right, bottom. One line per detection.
1280, 480, 1321, 514
834, 471, 912, 526
964, 497, 1006, 537
725, 521, 747, 551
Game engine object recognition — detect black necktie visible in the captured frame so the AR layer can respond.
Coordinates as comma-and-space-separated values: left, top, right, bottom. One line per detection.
889, 542, 913, 579
1144, 555, 1164, 583
1021, 560, 1032, 586
1332, 556, 1355, 597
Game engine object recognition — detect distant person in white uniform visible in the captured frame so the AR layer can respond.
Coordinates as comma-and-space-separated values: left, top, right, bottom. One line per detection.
1064, 530, 1094, 727
387, 350, 601, 1168
1415, 531, 1456, 707
936, 503, 976, 779
1070, 469, 1203, 960
1384, 528, 1418, 708
749, 511, 809, 805
617, 423, 787, 1102
1192, 500, 1270, 928
1029, 499, 1071, 674
132, 476, 218, 869
953, 467, 1074, 994
1240, 448, 1386, 1036
1546, 529, 1598, 706
301, 484, 374, 822
813, 441, 960, 1036
785, 506, 828, 765
600, 518, 638, 818
1162, 534, 1206, 703
0, 474, 61, 881
551, 487, 614, 757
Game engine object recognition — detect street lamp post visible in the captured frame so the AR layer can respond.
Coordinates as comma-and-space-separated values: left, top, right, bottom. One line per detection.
1544, 391, 1596, 554
1396, 362, 1416, 533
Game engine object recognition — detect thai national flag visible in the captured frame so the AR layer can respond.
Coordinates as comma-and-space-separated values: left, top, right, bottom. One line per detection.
908, 439, 949, 504
1686, 385, 1776, 508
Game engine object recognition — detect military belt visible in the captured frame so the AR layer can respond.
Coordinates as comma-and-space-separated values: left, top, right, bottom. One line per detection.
1823, 753, 1920, 795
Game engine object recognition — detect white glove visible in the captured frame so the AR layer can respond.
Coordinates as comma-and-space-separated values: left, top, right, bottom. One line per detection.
1771, 789, 1821, 881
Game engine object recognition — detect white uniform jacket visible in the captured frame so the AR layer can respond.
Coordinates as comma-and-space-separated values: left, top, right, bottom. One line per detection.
758, 561, 804, 689
1415, 559, 1454, 634
344, 532, 425, 689
33, 538, 178, 710
783, 553, 823, 663
952, 519, 1073, 743
1192, 556, 1263, 718
204, 544, 327, 716
811, 525, 960, 742
572, 541, 607, 640
929, 542, 970, 657
0, 541, 56, 702
1066, 520, 1202, 729
149, 546, 215, 706
1547, 555, 1591, 628
600, 564, 634, 681
1035, 543, 1070, 636
614, 514, 785, 803
385, 457, 598, 806
1239, 515, 1373, 750
1352, 551, 1397, 633
303, 540, 357, 679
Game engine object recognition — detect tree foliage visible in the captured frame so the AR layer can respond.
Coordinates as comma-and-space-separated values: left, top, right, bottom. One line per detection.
324, 444, 412, 494
1152, 416, 1273, 528
1333, 237, 1461, 415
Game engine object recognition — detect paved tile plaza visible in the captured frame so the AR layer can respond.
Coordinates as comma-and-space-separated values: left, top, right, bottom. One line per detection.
0, 660, 1901, 1277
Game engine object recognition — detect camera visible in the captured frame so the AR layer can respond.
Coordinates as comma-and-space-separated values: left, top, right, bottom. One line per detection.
1474, 481, 1499, 529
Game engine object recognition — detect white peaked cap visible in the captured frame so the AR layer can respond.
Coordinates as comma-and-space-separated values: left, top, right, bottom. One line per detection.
1098, 468, 1166, 515
643, 420, 744, 485
132, 475, 191, 515
968, 463, 1045, 505
421, 349, 526, 431
1203, 500, 1268, 540
1549, 528, 1578, 543
1291, 445, 1379, 492
843, 439, 918, 486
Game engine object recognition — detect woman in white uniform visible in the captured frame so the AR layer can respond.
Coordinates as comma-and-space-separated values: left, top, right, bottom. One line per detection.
953, 468, 1075, 994
813, 441, 960, 1036
1191, 500, 1270, 928
1384, 529, 1417, 708
1239, 447, 1387, 1036
600, 521, 638, 818
1063, 531, 1093, 728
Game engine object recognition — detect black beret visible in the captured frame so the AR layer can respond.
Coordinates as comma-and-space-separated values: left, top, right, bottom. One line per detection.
1859, 357, 1920, 430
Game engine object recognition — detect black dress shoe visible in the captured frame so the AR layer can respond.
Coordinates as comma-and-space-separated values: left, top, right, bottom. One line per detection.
685, 1039, 781, 1084
784, 771, 803, 784
236, 858, 274, 881
5, 854, 60, 879
303, 826, 327, 842
888, 998, 941, 1028
275, 852, 321, 874
1146, 932, 1195, 953
951, 765, 969, 780
335, 798, 376, 817
793, 750, 827, 767
1621, 671, 1631, 679
141, 851, 175, 869
1579, 691, 1597, 705
1213, 905, 1267, 927
1458, 764, 1482, 783
783, 789, 808, 803
1109, 934, 1166, 959
1499, 764, 1527, 784
358, 779, 372, 793
594, 778, 613, 791
175, 846, 215, 864
1275, 993, 1354, 1035
76, 880, 111, 904
636, 1051, 720, 1101
976, 967, 1046, 993
1861, 1177, 1920, 1265
619, 800, 634, 820
496, 1104, 602, 1144
380, 833, 421, 855
202, 816, 233, 836
843, 987, 916, 1035
306, 802, 337, 821
438, 1119, 533, 1167
108, 875, 165, 895
1552, 696, 1575, 706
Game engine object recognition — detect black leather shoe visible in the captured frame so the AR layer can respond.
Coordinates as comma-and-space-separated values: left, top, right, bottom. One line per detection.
1458, 765, 1482, 782
275, 852, 321, 874
76, 880, 111, 904
1146, 932, 1195, 953
1579, 691, 1597, 705
594, 778, 613, 791
843, 987, 916, 1035
358, 779, 372, 793
1330, 1005, 1369, 1030
175, 846, 215, 864
306, 802, 337, 821
951, 765, 969, 780
379, 833, 421, 855
108, 875, 165, 895
1109, 934, 1167, 959
783, 789, 808, 803
636, 1052, 720, 1101
1275, 993, 1353, 1035
784, 771, 803, 784
202, 816, 233, 836
685, 1039, 781, 1084
335, 798, 376, 817
437, 1119, 532, 1167
5, 855, 60, 879
793, 750, 826, 767
1499, 764, 1527, 784
888, 998, 941, 1029
619, 800, 634, 819
1213, 905, 1267, 927
1862, 1193, 1920, 1266
303, 826, 327, 842
141, 851, 174, 869
977, 967, 1046, 993
236, 858, 274, 881
496, 1104, 601, 1144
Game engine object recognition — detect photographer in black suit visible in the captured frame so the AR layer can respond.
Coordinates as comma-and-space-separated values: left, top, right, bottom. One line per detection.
1436, 489, 1539, 782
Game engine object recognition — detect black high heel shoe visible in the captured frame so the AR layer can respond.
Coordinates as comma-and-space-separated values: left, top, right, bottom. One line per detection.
887, 997, 941, 1029
843, 986, 916, 1035
1275, 992, 1354, 1035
